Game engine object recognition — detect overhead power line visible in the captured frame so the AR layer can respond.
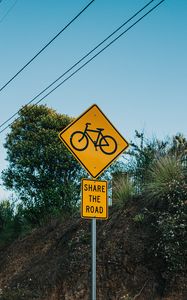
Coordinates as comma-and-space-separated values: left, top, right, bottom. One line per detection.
0, 0, 95, 92
0, 0, 165, 134
0, 0, 156, 130
0, 0, 157, 130
0, 0, 18, 24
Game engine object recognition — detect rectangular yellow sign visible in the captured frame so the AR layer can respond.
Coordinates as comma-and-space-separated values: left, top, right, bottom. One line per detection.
81, 178, 108, 219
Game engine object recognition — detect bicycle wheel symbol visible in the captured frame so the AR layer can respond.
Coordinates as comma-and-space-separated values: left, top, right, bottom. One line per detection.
70, 131, 88, 151
99, 135, 117, 155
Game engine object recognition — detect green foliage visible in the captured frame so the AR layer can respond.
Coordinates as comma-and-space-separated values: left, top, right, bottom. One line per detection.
126, 132, 187, 273
143, 156, 187, 272
0, 200, 13, 228
133, 213, 145, 223
144, 156, 186, 208
127, 130, 169, 192
0, 200, 14, 245
1, 105, 83, 225
154, 206, 187, 272
1, 118, 186, 274
112, 173, 135, 205
0, 200, 25, 247
169, 133, 187, 157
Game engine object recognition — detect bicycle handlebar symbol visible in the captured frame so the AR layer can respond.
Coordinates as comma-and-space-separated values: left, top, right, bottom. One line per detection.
70, 123, 117, 155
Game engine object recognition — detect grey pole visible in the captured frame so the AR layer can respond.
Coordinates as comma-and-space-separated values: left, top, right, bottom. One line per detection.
91, 218, 96, 300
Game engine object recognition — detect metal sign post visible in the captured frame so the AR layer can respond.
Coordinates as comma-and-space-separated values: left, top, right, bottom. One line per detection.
58, 104, 129, 300
81, 178, 107, 300
92, 218, 96, 300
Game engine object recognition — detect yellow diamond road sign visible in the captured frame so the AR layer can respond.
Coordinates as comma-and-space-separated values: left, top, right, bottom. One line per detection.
59, 104, 129, 178
81, 178, 108, 219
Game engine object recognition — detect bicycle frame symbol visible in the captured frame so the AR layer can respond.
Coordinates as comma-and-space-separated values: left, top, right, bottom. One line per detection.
70, 123, 117, 155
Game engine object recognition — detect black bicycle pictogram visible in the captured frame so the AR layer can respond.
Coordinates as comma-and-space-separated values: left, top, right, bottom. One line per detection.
70, 123, 117, 155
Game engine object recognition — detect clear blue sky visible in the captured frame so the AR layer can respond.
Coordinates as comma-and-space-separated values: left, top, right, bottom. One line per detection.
0, 0, 187, 199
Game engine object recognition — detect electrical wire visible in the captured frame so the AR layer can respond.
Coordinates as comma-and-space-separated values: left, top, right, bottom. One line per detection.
0, 0, 18, 24
0, 0, 156, 130
0, 0, 165, 134
0, 0, 165, 133
0, 0, 95, 92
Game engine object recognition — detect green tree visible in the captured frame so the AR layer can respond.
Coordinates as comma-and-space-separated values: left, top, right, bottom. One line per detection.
0, 200, 14, 232
1, 105, 83, 225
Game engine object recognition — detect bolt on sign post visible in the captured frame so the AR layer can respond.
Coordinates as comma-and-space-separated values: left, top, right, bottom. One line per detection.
58, 104, 129, 300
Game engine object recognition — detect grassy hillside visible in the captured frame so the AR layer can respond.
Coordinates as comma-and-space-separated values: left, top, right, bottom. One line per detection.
0, 198, 186, 300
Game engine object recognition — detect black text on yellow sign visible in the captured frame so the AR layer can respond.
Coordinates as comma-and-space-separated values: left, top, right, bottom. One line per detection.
81, 179, 108, 219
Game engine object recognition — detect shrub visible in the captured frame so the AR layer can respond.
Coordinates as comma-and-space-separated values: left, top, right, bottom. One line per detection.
154, 207, 187, 272
0, 200, 31, 247
144, 156, 186, 209
144, 156, 187, 272
127, 131, 169, 192
0, 200, 15, 246
133, 213, 145, 223
112, 173, 135, 205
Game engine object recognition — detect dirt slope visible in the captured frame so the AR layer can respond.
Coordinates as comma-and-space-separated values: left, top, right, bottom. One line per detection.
0, 199, 186, 300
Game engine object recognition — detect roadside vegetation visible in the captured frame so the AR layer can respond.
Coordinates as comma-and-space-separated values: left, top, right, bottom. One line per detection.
1, 105, 186, 277
113, 131, 187, 274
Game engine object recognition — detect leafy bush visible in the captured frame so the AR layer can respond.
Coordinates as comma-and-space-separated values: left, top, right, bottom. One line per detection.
144, 156, 186, 208
133, 213, 145, 223
154, 206, 187, 272
127, 131, 169, 192
0, 200, 31, 247
127, 133, 187, 273
112, 173, 135, 205
0, 200, 15, 246
143, 156, 187, 272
